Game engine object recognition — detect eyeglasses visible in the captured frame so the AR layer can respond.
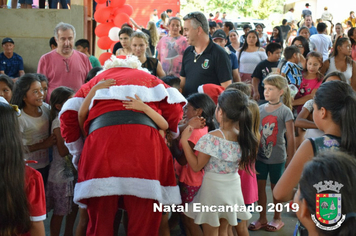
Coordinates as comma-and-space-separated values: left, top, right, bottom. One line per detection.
186, 13, 203, 26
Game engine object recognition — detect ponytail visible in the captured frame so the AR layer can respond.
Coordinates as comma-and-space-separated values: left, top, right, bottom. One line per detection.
238, 105, 258, 173
314, 81, 356, 155
282, 85, 292, 111
218, 90, 258, 174
340, 95, 356, 155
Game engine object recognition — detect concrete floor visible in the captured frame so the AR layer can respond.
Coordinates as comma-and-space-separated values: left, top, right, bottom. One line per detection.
44, 184, 298, 236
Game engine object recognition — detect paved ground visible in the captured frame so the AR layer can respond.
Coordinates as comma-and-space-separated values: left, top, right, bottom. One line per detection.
44, 184, 298, 236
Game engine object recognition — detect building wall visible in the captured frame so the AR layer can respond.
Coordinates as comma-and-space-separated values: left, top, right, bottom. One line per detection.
128, 0, 181, 27
0, 6, 85, 73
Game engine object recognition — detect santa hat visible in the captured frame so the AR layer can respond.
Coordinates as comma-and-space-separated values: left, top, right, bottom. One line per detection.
197, 84, 225, 104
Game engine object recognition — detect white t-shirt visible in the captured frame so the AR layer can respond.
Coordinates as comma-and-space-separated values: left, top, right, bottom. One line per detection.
19, 103, 51, 169
310, 34, 332, 61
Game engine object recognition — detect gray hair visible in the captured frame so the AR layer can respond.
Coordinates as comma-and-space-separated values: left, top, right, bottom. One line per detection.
54, 22, 76, 40
183, 11, 209, 35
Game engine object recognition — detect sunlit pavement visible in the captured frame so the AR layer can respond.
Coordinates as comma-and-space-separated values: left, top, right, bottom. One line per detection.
44, 184, 298, 236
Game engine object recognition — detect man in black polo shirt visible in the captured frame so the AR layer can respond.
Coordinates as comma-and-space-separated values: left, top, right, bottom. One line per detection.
180, 11, 232, 97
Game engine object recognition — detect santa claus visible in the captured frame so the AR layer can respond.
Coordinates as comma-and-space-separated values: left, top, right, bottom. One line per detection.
59, 55, 185, 236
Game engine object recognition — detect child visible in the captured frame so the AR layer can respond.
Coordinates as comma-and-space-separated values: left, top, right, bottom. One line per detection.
0, 74, 14, 103
235, 99, 260, 236
293, 52, 323, 147
293, 52, 323, 113
75, 39, 101, 68
274, 81, 356, 202
116, 27, 134, 56
78, 79, 169, 138
0, 99, 46, 236
11, 74, 56, 186
173, 93, 216, 236
181, 89, 258, 235
35, 73, 49, 103
161, 75, 181, 91
270, 26, 284, 47
252, 42, 282, 103
295, 71, 347, 140
46, 86, 77, 236
249, 74, 295, 232
287, 29, 298, 46
294, 151, 356, 236
226, 82, 252, 98
85, 66, 103, 83
281, 45, 305, 88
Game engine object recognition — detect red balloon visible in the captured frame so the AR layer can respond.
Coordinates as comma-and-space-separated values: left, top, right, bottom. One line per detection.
114, 13, 130, 27
95, 3, 107, 10
110, 0, 125, 8
94, 7, 112, 23
97, 36, 114, 50
120, 4, 133, 16
94, 0, 106, 4
113, 4, 133, 16
99, 52, 112, 65
95, 22, 115, 37
110, 41, 118, 53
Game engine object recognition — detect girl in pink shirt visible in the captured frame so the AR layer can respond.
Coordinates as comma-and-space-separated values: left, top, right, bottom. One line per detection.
173, 93, 216, 236
293, 52, 323, 113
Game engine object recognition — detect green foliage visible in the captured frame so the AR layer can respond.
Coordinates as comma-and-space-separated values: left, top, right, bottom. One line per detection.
256, 0, 284, 19
181, 0, 284, 20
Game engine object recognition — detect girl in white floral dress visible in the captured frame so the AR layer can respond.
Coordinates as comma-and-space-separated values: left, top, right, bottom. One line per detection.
181, 89, 259, 236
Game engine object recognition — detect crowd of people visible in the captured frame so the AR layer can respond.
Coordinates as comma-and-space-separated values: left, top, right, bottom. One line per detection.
1, 5, 356, 236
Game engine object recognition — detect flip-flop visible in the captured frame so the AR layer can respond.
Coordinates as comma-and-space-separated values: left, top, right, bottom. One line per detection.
248, 221, 267, 231
265, 220, 285, 232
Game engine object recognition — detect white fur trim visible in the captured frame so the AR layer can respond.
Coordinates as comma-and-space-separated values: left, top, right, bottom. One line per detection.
30, 214, 46, 221
197, 85, 204, 94
65, 138, 84, 170
59, 97, 85, 118
74, 177, 182, 208
89, 84, 186, 109
171, 130, 180, 139
101, 55, 150, 74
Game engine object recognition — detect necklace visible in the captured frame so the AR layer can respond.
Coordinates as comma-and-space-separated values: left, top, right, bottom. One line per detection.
268, 101, 281, 105
194, 53, 202, 63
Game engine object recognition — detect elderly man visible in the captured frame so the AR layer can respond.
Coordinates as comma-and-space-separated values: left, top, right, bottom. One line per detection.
0, 38, 25, 81
180, 11, 232, 97
37, 22, 92, 101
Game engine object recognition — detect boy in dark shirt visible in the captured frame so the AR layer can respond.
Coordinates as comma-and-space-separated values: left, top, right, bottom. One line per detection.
252, 43, 282, 104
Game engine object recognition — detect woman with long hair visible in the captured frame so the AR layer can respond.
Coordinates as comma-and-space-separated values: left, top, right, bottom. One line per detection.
236, 30, 267, 85
347, 27, 356, 61
227, 30, 240, 53
130, 18, 159, 56
321, 37, 356, 90
333, 23, 347, 45
255, 23, 269, 49
0, 99, 46, 236
131, 31, 166, 78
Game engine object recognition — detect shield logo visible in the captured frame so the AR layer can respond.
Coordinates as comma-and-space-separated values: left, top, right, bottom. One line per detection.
202, 59, 210, 69
315, 193, 342, 224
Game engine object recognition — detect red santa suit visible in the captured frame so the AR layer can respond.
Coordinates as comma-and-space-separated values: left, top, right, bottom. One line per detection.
59, 56, 186, 236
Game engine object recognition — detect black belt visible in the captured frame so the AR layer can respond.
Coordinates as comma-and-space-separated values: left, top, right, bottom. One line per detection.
88, 110, 158, 135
